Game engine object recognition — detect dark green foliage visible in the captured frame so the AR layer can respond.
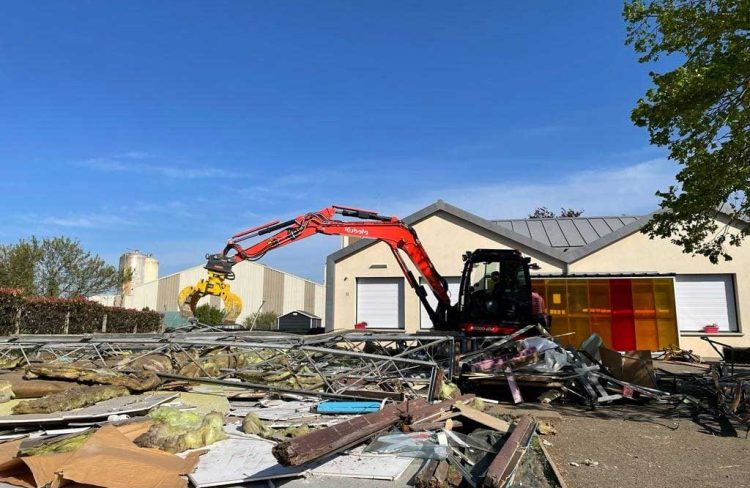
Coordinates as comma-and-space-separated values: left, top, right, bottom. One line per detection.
0, 289, 23, 335
0, 239, 41, 294
106, 307, 162, 333
0, 290, 161, 334
243, 311, 278, 331
528, 207, 584, 218
624, 0, 750, 262
193, 304, 226, 326
0, 236, 130, 297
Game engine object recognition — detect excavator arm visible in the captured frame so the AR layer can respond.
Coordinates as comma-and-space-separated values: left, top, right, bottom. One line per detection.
179, 205, 452, 327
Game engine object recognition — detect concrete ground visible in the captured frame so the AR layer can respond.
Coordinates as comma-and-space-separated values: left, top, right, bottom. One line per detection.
543, 403, 750, 488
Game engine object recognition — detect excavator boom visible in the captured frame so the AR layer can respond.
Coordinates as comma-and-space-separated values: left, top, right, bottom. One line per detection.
179, 205, 452, 327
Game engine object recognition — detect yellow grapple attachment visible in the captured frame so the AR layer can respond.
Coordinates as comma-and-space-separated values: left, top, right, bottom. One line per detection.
178, 270, 243, 324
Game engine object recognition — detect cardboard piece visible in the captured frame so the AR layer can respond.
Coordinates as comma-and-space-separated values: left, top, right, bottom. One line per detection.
54, 425, 202, 488
599, 346, 656, 389
0, 423, 200, 488
623, 350, 656, 389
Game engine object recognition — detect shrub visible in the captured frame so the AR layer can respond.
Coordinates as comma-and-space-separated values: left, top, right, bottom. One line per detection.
0, 288, 23, 335
0, 289, 162, 334
106, 307, 162, 333
194, 304, 226, 326
242, 311, 278, 331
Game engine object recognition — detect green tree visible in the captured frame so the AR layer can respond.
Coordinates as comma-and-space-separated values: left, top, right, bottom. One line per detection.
624, 0, 750, 262
193, 304, 226, 325
0, 237, 42, 293
242, 311, 278, 331
0, 236, 128, 297
528, 207, 584, 218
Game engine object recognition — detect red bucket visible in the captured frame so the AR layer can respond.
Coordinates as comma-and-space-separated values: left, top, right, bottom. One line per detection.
703, 324, 719, 334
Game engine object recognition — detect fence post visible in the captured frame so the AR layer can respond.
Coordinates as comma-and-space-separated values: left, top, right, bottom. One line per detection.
64, 311, 70, 335
101, 314, 107, 333
14, 307, 21, 335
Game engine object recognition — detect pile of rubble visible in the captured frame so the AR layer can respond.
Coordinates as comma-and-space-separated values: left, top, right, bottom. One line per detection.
0, 326, 742, 487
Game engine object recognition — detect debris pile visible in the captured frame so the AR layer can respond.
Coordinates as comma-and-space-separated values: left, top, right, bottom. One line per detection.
0, 327, 741, 487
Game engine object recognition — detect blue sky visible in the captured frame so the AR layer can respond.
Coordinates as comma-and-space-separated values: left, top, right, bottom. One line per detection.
0, 2, 676, 282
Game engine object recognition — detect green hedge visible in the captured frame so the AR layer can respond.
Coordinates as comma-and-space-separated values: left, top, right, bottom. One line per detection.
0, 289, 162, 335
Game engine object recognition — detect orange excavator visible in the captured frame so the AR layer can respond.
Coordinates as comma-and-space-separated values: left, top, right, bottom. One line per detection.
179, 205, 536, 335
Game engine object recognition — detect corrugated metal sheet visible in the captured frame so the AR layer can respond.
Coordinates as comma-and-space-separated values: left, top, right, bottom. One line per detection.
132, 280, 159, 311
315, 286, 325, 322
304, 281, 316, 314
156, 274, 180, 313
493, 215, 642, 249
262, 267, 285, 315
283, 277, 305, 314
229, 261, 265, 323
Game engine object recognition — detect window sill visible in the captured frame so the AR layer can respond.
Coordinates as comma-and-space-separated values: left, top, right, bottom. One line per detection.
680, 331, 743, 337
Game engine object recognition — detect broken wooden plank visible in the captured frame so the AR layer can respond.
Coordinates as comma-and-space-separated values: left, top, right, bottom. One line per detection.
487, 405, 561, 421
482, 416, 536, 488
415, 459, 440, 488
454, 403, 510, 433
273, 395, 474, 466
539, 441, 570, 488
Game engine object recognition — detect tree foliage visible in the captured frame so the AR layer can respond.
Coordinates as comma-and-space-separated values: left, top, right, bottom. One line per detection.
0, 238, 42, 293
528, 207, 584, 218
242, 311, 278, 331
624, 0, 750, 262
193, 304, 226, 325
0, 237, 128, 297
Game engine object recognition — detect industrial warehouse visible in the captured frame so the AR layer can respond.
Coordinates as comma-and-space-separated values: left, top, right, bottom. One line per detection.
93, 250, 325, 327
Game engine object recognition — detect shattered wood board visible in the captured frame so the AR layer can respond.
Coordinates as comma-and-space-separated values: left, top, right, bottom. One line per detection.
308, 445, 414, 481
187, 426, 305, 487
0, 392, 177, 425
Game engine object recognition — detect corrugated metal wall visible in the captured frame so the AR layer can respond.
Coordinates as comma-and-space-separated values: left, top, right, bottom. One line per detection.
315, 286, 325, 320
304, 282, 316, 314
156, 274, 180, 313
262, 267, 285, 315
283, 277, 305, 314
128, 260, 325, 324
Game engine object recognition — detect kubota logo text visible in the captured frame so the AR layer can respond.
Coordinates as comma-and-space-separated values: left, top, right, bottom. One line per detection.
345, 227, 369, 236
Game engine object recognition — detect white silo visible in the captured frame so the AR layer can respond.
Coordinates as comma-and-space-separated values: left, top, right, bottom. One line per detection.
119, 250, 158, 296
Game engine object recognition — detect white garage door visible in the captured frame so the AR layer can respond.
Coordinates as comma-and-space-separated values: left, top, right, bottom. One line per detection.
420, 277, 461, 329
356, 278, 404, 329
675, 275, 738, 332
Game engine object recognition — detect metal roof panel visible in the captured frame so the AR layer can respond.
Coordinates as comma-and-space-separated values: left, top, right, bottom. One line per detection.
571, 219, 600, 244
557, 219, 586, 246
526, 220, 551, 246
542, 220, 568, 247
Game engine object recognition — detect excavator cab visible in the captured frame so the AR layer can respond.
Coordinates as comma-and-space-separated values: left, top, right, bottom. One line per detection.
456, 249, 534, 335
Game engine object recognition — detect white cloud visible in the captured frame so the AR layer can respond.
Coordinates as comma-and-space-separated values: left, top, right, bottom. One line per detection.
37, 213, 137, 229
79, 158, 236, 179
369, 158, 678, 219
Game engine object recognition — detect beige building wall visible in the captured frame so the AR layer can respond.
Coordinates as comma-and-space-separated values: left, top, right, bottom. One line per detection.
569, 218, 749, 358
331, 211, 565, 333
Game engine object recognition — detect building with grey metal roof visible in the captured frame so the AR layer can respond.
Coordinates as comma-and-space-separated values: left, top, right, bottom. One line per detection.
492, 216, 643, 250
325, 200, 750, 359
